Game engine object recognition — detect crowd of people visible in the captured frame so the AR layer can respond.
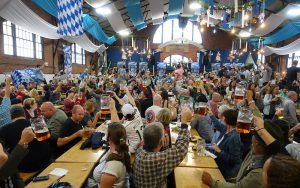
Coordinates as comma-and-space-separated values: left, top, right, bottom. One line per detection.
0, 60, 300, 188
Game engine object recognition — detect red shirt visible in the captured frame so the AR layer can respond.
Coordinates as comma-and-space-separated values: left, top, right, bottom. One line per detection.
16, 91, 25, 100
64, 98, 75, 115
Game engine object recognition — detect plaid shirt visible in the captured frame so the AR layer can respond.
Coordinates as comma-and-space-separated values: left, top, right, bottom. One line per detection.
0, 97, 11, 127
134, 127, 189, 188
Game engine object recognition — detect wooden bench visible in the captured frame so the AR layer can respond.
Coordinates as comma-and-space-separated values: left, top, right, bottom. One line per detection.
19, 171, 39, 183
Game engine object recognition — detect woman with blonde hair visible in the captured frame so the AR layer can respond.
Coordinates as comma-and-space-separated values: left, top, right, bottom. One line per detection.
29, 89, 41, 104
23, 98, 38, 120
156, 108, 172, 150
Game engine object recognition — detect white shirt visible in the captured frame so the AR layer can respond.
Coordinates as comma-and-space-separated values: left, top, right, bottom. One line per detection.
93, 151, 129, 188
123, 107, 143, 153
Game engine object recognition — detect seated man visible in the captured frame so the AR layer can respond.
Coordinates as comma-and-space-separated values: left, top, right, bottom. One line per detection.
134, 107, 192, 188
0, 106, 51, 172
57, 105, 84, 153
41, 102, 68, 140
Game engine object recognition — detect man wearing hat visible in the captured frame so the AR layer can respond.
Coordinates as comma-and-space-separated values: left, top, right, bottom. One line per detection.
202, 117, 289, 188
113, 88, 144, 154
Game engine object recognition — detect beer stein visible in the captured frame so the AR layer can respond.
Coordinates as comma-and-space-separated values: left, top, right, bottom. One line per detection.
237, 107, 253, 134
234, 84, 245, 102
30, 116, 51, 141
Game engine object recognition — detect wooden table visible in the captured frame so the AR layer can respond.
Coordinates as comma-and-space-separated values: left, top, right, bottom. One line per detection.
179, 144, 218, 168
175, 167, 224, 188
26, 162, 94, 188
56, 141, 107, 163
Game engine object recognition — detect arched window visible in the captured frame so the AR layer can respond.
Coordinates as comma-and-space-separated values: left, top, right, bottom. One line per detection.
153, 19, 202, 44
163, 55, 189, 66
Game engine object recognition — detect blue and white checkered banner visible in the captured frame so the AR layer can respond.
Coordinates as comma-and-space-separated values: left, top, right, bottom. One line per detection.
57, 0, 84, 36
79, 72, 89, 80
11, 68, 45, 85
64, 45, 72, 80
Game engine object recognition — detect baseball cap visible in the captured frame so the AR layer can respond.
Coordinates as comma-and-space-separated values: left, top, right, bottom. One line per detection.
121, 104, 135, 116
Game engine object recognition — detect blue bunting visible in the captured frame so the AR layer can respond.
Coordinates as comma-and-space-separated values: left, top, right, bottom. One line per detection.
168, 0, 184, 19
123, 0, 147, 31
32, 0, 116, 44
249, 21, 300, 45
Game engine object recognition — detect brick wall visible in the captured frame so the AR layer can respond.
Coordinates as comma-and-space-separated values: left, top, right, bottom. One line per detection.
0, 0, 91, 74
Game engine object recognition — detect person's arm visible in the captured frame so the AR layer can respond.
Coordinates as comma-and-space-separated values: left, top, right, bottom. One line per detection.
92, 112, 101, 128
4, 77, 12, 98
57, 129, 83, 147
88, 88, 101, 99
109, 98, 120, 123
207, 110, 226, 133
202, 168, 263, 188
125, 87, 136, 106
112, 92, 125, 106
0, 144, 7, 168
289, 123, 300, 137
53, 82, 62, 93
99, 173, 117, 188
162, 108, 191, 176
0, 127, 34, 181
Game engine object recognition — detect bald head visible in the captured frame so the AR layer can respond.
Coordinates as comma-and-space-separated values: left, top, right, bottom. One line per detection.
40, 102, 56, 118
212, 92, 221, 103
153, 94, 162, 107
287, 91, 298, 102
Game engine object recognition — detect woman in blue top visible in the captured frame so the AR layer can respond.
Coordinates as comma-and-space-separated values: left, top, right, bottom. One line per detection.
211, 109, 242, 180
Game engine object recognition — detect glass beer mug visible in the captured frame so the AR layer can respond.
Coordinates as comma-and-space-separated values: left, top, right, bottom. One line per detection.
30, 116, 51, 141
100, 94, 111, 116
195, 102, 208, 117
237, 107, 254, 134
119, 80, 127, 94
234, 84, 245, 102
194, 76, 201, 89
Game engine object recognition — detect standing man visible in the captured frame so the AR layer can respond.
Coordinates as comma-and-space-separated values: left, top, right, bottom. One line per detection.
283, 91, 298, 127
262, 63, 273, 85
287, 60, 300, 88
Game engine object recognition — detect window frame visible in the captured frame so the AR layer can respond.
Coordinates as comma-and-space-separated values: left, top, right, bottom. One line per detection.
71, 44, 86, 65
153, 19, 202, 44
2, 21, 43, 59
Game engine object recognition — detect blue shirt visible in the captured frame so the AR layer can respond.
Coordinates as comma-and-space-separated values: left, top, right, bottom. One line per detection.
0, 97, 11, 127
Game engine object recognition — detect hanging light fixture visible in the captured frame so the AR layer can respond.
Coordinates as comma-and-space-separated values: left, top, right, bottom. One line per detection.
231, 27, 235, 34
213, 28, 217, 34
189, 0, 201, 10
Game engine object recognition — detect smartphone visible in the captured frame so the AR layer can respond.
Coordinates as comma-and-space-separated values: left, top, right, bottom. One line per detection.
32, 175, 49, 182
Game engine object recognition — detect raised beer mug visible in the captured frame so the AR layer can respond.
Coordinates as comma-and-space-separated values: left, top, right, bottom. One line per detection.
234, 84, 245, 102
237, 107, 253, 134
30, 116, 51, 141
100, 94, 111, 115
